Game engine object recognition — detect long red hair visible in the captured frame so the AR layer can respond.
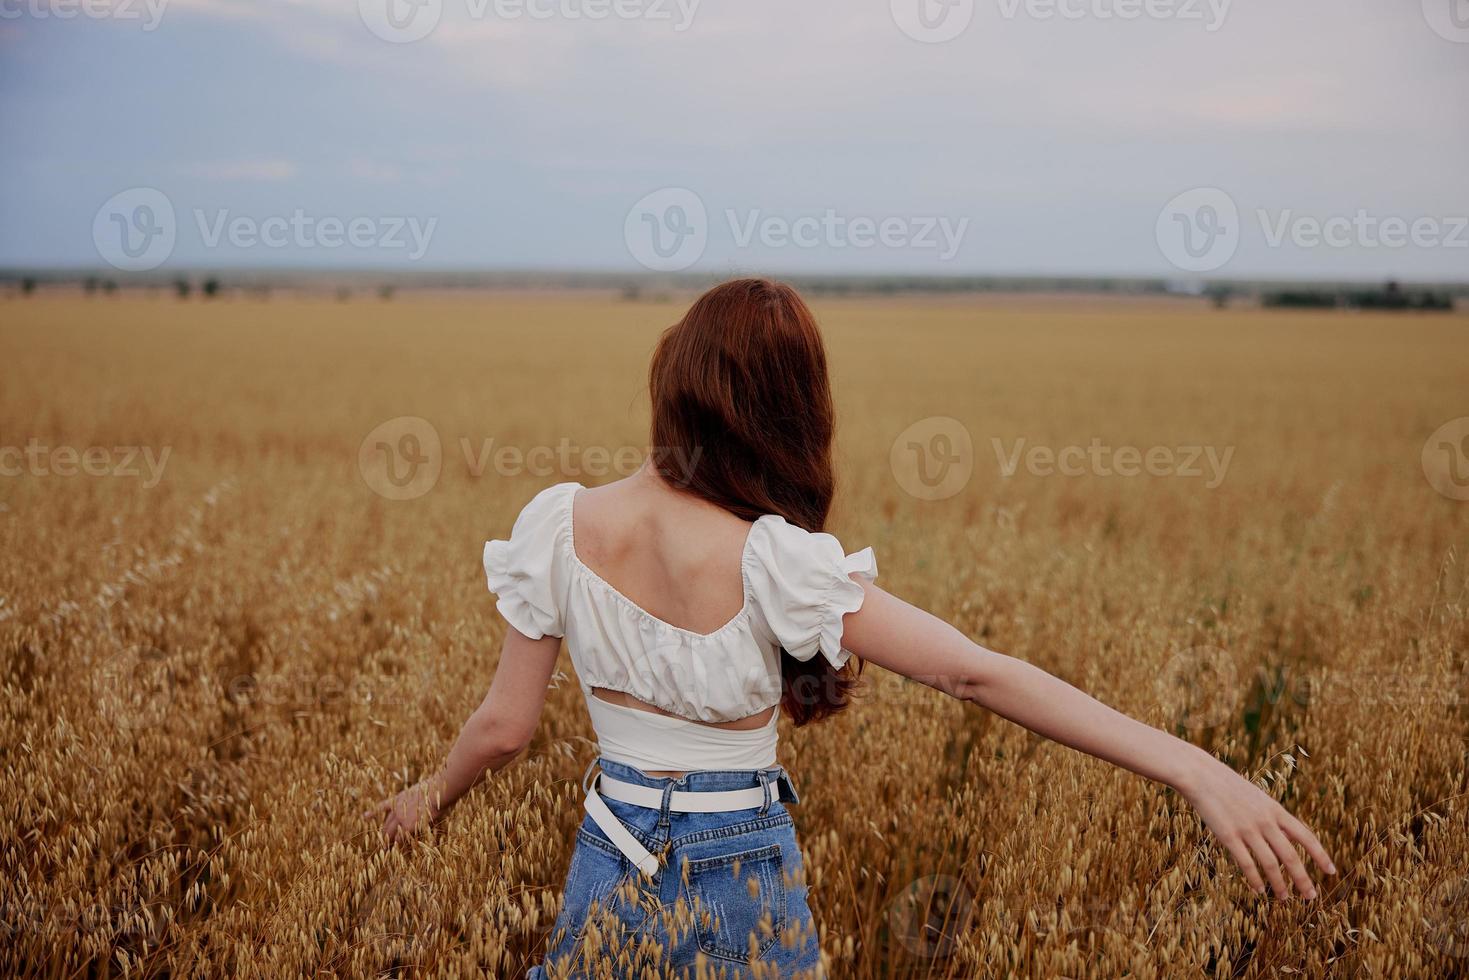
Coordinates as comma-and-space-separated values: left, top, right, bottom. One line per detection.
648, 278, 859, 726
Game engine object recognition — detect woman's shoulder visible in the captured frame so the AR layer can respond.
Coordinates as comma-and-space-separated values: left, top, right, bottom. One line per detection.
742, 515, 878, 667
497, 481, 580, 537
523, 479, 582, 511
482, 482, 582, 639
743, 514, 877, 595
744, 513, 860, 562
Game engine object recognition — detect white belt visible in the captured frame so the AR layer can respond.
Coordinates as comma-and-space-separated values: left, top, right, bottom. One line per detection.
582, 766, 774, 878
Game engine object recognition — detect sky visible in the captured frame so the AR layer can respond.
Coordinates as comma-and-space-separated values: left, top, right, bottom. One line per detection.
2, 0, 1467, 280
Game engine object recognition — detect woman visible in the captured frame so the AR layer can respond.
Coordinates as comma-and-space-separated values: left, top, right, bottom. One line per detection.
374, 278, 1335, 977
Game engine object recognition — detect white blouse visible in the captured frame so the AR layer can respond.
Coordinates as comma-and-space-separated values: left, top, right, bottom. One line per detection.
482, 482, 877, 770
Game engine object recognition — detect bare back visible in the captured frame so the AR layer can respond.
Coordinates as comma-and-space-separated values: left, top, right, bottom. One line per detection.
571, 466, 777, 737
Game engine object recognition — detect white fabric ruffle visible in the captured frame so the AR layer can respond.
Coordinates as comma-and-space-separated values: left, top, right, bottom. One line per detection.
482, 482, 878, 726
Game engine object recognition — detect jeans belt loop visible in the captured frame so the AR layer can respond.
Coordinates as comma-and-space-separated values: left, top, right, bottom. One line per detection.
656, 781, 676, 831
581, 757, 600, 795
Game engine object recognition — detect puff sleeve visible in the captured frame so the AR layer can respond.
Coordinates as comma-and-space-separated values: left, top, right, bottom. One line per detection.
482, 483, 576, 639
743, 515, 878, 669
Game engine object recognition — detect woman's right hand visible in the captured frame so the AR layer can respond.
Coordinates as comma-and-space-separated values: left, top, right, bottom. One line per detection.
1178, 756, 1336, 899
371, 779, 442, 847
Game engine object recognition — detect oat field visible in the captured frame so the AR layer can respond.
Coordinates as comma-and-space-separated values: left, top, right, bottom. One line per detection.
1, 292, 1467, 978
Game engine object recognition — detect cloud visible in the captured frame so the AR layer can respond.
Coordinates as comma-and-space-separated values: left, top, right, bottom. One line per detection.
5, 0, 1465, 275
348, 158, 402, 182
179, 159, 299, 181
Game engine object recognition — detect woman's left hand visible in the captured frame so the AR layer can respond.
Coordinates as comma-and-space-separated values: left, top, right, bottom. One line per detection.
371, 780, 442, 846
1180, 756, 1336, 899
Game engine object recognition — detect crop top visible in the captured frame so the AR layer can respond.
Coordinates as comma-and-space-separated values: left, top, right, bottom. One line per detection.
482, 482, 877, 770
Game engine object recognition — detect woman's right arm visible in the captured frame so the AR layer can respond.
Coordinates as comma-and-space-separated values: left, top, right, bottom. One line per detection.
839, 582, 1335, 899
373, 627, 559, 845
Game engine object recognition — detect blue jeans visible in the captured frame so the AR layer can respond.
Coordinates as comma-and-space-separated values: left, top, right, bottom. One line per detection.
528, 758, 823, 978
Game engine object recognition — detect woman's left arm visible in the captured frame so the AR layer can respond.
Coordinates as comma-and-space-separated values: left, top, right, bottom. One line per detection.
841, 581, 1336, 899
373, 627, 560, 844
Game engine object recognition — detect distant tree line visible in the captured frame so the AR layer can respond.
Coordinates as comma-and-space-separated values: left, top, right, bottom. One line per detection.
2, 274, 1461, 310
1262, 281, 1454, 312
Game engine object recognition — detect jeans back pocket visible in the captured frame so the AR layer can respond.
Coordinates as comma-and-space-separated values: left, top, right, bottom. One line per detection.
683, 843, 787, 963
